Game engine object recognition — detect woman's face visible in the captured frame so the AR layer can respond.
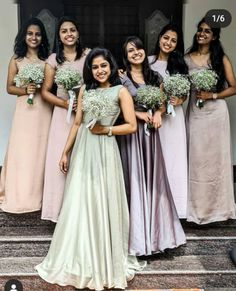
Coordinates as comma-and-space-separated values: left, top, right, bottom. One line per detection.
59, 21, 79, 46
196, 22, 214, 45
126, 42, 145, 65
25, 25, 42, 49
159, 30, 177, 54
91, 55, 111, 87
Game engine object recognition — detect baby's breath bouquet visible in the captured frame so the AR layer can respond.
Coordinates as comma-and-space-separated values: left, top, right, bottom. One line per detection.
135, 85, 167, 135
14, 63, 44, 105
163, 74, 190, 117
82, 89, 114, 128
190, 69, 218, 108
55, 66, 82, 123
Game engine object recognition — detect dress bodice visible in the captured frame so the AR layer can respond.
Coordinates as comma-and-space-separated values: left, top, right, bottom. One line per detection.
148, 56, 169, 79
82, 85, 122, 126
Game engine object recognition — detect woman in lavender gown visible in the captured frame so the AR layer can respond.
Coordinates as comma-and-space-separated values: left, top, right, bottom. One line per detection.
148, 23, 188, 218
118, 36, 186, 256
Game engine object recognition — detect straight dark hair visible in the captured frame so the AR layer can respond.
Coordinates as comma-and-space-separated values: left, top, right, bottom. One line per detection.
53, 16, 84, 64
122, 36, 162, 88
152, 22, 188, 75
83, 47, 121, 90
14, 17, 49, 60
187, 17, 225, 91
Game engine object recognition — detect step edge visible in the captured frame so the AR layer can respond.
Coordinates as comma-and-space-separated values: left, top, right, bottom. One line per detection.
1, 236, 236, 242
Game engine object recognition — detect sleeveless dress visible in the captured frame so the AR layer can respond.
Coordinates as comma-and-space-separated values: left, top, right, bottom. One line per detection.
117, 75, 186, 256
41, 51, 89, 222
0, 57, 52, 213
148, 56, 188, 218
36, 85, 144, 290
185, 54, 236, 224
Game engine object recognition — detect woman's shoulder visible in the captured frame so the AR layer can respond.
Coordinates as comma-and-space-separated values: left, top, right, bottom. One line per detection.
46, 53, 57, 68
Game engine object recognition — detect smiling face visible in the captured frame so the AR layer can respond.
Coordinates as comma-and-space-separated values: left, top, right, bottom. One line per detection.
25, 25, 42, 49
196, 22, 214, 45
159, 30, 177, 54
126, 42, 145, 65
91, 55, 111, 87
59, 21, 79, 46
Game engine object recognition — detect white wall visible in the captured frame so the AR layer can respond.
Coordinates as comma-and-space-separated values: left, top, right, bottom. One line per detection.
0, 1, 18, 164
183, 0, 236, 163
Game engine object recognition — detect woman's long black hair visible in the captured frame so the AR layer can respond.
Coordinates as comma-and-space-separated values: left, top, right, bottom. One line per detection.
53, 16, 84, 64
187, 17, 226, 91
83, 47, 121, 90
152, 22, 188, 75
122, 36, 162, 88
14, 17, 49, 60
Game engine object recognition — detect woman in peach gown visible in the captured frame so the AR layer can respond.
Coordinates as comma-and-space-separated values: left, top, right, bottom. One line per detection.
0, 18, 52, 213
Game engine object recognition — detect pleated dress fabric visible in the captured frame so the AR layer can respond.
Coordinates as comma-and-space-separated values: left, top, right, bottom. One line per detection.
0, 57, 52, 213
117, 74, 186, 256
185, 54, 236, 224
148, 56, 188, 218
36, 85, 145, 290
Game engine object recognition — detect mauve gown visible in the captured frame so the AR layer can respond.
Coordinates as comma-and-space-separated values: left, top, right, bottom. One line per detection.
0, 57, 52, 213
118, 74, 186, 256
185, 54, 236, 224
149, 56, 188, 218
41, 51, 89, 222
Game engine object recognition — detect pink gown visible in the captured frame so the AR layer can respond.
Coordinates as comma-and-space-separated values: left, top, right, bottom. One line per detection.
0, 57, 52, 213
41, 50, 89, 222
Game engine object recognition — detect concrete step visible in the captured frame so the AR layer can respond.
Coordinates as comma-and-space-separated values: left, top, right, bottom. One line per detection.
0, 255, 235, 290
1, 234, 236, 258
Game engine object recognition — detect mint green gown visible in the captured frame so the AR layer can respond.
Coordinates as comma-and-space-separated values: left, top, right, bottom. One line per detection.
35, 85, 144, 290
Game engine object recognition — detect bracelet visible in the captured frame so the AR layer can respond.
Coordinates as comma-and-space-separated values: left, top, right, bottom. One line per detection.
107, 126, 112, 137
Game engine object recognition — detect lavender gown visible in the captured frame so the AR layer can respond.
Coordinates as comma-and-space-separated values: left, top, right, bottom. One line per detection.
148, 56, 188, 218
118, 75, 186, 256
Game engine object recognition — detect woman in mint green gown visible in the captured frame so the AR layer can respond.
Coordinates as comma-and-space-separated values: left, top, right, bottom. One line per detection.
35, 47, 144, 290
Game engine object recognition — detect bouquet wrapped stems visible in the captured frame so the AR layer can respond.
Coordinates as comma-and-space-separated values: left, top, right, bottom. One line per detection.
190, 69, 218, 109
135, 85, 167, 136
55, 66, 82, 123
163, 74, 191, 117
14, 64, 44, 105
82, 89, 114, 129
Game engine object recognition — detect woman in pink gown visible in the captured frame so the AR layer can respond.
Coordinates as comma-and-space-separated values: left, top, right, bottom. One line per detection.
41, 16, 90, 222
0, 18, 52, 213
148, 23, 188, 218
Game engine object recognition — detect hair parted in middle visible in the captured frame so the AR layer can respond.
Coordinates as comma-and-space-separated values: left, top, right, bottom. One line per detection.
83, 47, 121, 90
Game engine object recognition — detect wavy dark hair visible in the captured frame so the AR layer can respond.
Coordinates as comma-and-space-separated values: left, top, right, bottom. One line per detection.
83, 47, 121, 90
122, 36, 162, 88
53, 16, 84, 64
152, 22, 188, 75
14, 17, 49, 60
187, 17, 225, 91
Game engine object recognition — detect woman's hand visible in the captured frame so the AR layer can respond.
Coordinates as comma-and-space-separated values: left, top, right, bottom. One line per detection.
196, 91, 213, 100
72, 97, 78, 112
26, 83, 37, 95
118, 69, 126, 78
59, 153, 69, 174
152, 110, 162, 128
135, 111, 153, 123
89, 123, 107, 135
170, 96, 183, 106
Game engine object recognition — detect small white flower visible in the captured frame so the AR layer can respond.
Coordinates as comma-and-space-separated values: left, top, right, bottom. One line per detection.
163, 74, 191, 98
135, 85, 166, 110
55, 66, 82, 90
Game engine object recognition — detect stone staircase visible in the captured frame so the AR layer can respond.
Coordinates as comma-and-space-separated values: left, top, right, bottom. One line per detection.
0, 209, 236, 290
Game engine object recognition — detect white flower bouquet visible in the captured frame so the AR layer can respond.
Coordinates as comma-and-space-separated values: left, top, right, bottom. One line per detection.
82, 89, 114, 128
55, 66, 82, 123
163, 74, 191, 117
14, 63, 44, 105
135, 85, 167, 135
190, 69, 218, 108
